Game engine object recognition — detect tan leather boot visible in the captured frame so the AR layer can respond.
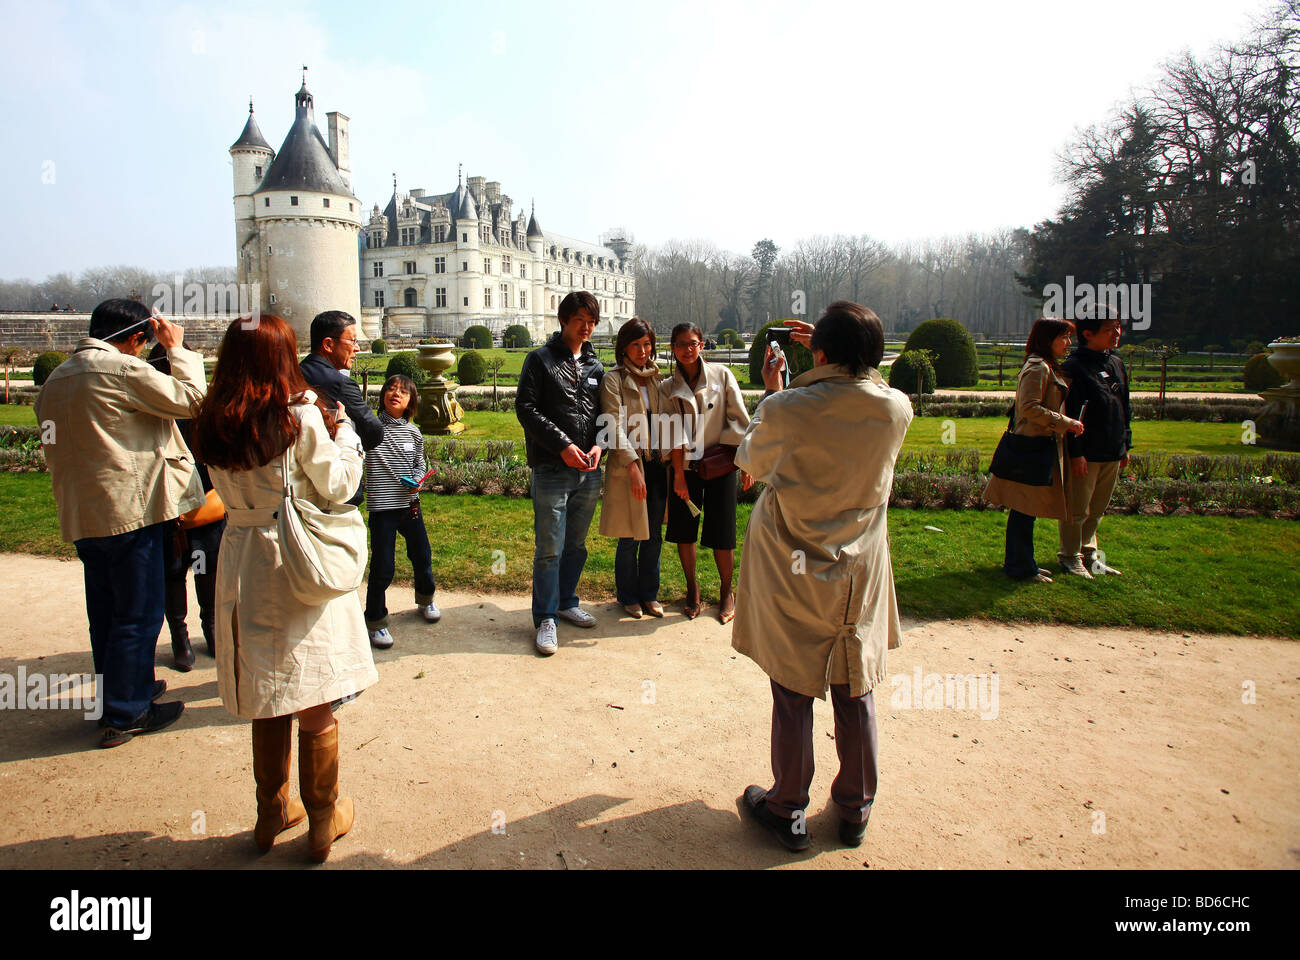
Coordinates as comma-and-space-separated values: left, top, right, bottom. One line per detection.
298, 721, 354, 863
252, 715, 307, 853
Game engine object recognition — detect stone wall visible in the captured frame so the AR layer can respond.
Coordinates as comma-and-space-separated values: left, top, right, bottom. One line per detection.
0, 312, 372, 355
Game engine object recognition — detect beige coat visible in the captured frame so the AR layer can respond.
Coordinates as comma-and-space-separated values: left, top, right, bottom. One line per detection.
35, 338, 207, 542
982, 356, 1071, 520
598, 365, 668, 541
732, 365, 914, 699
664, 361, 751, 462
209, 396, 378, 719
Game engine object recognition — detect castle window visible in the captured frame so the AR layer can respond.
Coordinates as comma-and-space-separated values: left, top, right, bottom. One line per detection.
484, 288, 492, 308
290, 196, 299, 206
435, 288, 447, 308
255, 165, 263, 178
267, 244, 273, 255
269, 293, 277, 304
550, 295, 556, 309
545, 269, 550, 283
323, 198, 330, 208
349, 203, 353, 211
374, 290, 385, 307
520, 290, 527, 310
373, 262, 384, 278
463, 297, 469, 307
435, 256, 446, 274
404, 288, 417, 308
500, 282, 509, 304
404, 261, 416, 275
461, 261, 468, 271
502, 255, 511, 273
520, 264, 526, 279
462, 232, 468, 243
484, 259, 492, 275
263, 197, 269, 207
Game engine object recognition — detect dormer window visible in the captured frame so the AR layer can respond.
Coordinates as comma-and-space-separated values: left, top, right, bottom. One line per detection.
323, 198, 330, 208
290, 196, 299, 206
264, 197, 269, 207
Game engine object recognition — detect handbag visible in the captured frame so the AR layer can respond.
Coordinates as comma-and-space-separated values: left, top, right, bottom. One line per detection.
179, 487, 225, 529
988, 407, 1056, 486
695, 443, 738, 482
276, 444, 368, 605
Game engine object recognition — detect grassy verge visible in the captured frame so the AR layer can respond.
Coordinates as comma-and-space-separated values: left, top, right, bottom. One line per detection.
2, 473, 1293, 636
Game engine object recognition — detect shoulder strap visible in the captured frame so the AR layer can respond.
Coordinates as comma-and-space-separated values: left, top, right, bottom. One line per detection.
281, 443, 293, 499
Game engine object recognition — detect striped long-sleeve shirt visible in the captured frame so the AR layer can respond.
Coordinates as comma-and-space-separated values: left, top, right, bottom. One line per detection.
364, 413, 427, 512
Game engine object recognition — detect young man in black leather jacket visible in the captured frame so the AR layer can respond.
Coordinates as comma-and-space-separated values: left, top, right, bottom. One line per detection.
1058, 314, 1132, 578
516, 291, 606, 655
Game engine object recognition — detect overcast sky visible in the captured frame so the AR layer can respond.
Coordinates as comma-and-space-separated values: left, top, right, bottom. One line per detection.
0, 0, 1268, 279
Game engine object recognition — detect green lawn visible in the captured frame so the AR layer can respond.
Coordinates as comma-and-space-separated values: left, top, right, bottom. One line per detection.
0, 404, 36, 425
1, 473, 1294, 636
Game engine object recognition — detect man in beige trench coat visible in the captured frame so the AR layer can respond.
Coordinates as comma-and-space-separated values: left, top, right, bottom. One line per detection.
732, 302, 912, 852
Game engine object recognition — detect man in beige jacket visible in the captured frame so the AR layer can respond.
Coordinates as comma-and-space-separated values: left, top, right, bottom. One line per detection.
35, 299, 206, 747
733, 302, 912, 851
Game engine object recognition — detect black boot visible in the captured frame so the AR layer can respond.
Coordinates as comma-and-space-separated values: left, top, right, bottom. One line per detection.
201, 618, 216, 658
165, 581, 194, 672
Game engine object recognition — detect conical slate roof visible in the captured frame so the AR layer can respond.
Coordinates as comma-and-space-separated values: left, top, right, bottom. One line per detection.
526, 211, 543, 237
230, 103, 272, 152
451, 182, 478, 221
256, 83, 354, 197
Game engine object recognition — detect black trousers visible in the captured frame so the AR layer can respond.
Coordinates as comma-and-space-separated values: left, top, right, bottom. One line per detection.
765, 679, 878, 825
365, 503, 436, 629
162, 518, 225, 641
1003, 509, 1039, 578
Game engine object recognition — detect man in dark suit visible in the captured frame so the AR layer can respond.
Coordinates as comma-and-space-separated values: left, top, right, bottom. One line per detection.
300, 311, 385, 505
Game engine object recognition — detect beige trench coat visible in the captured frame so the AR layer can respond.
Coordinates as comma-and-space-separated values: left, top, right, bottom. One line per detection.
209, 395, 378, 719
732, 365, 914, 699
35, 338, 207, 541
598, 365, 669, 541
982, 356, 1071, 520
664, 360, 751, 459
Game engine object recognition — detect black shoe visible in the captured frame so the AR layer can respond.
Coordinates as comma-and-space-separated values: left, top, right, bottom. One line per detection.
98, 701, 184, 749
171, 634, 195, 673
742, 784, 810, 852
201, 619, 216, 658
839, 818, 867, 848
151, 680, 166, 701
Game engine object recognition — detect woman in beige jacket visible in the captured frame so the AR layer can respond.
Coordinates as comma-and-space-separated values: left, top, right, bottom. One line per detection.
193, 315, 378, 862
599, 318, 670, 618
664, 322, 752, 622
982, 318, 1085, 583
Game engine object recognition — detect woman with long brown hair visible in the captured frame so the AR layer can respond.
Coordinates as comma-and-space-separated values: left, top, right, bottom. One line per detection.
983, 318, 1085, 582
192, 314, 377, 862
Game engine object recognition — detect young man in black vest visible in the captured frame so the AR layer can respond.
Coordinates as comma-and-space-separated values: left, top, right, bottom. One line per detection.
1058, 313, 1132, 578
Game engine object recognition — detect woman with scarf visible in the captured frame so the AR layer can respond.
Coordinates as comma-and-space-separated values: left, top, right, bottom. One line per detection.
599, 317, 671, 618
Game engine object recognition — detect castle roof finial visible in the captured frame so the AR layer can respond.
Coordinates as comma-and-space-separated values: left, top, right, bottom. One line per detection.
393, 172, 397, 195
458, 163, 462, 186
302, 64, 308, 86
249, 96, 254, 114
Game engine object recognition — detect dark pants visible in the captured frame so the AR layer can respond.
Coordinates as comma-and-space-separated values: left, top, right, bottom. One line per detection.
74, 522, 167, 729
1003, 508, 1039, 578
614, 459, 668, 605
163, 519, 225, 643
765, 679, 878, 825
365, 503, 436, 630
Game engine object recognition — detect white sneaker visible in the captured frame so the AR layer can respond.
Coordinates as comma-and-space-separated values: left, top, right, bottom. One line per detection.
556, 606, 597, 628
535, 619, 558, 656
368, 627, 394, 649
421, 601, 441, 623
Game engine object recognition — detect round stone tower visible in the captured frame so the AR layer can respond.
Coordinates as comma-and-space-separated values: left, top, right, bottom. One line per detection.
232, 80, 362, 341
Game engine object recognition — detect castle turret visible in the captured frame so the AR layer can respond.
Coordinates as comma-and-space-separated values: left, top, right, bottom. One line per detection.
243, 79, 362, 338
230, 99, 275, 292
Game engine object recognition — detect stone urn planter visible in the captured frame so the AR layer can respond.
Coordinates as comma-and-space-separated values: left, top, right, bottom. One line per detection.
414, 343, 465, 435
1257, 338, 1300, 450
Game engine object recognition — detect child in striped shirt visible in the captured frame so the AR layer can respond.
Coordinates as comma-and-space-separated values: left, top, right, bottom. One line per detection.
364, 374, 440, 649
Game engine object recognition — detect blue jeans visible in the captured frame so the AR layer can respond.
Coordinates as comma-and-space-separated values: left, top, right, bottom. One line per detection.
74, 522, 167, 728
614, 459, 667, 605
365, 503, 437, 629
530, 464, 602, 627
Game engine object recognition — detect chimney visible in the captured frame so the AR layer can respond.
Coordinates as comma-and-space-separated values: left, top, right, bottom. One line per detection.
326, 111, 351, 188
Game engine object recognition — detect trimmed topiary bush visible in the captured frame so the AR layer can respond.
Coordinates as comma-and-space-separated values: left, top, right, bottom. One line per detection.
747, 319, 813, 386
33, 351, 67, 386
716, 327, 743, 348
903, 318, 978, 387
370, 338, 386, 355
457, 349, 487, 385
888, 350, 936, 395
461, 325, 492, 349
384, 352, 428, 386
1243, 353, 1285, 392
503, 324, 531, 349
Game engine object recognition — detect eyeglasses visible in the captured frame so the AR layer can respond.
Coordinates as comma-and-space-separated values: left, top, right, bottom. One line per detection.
674, 341, 703, 351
